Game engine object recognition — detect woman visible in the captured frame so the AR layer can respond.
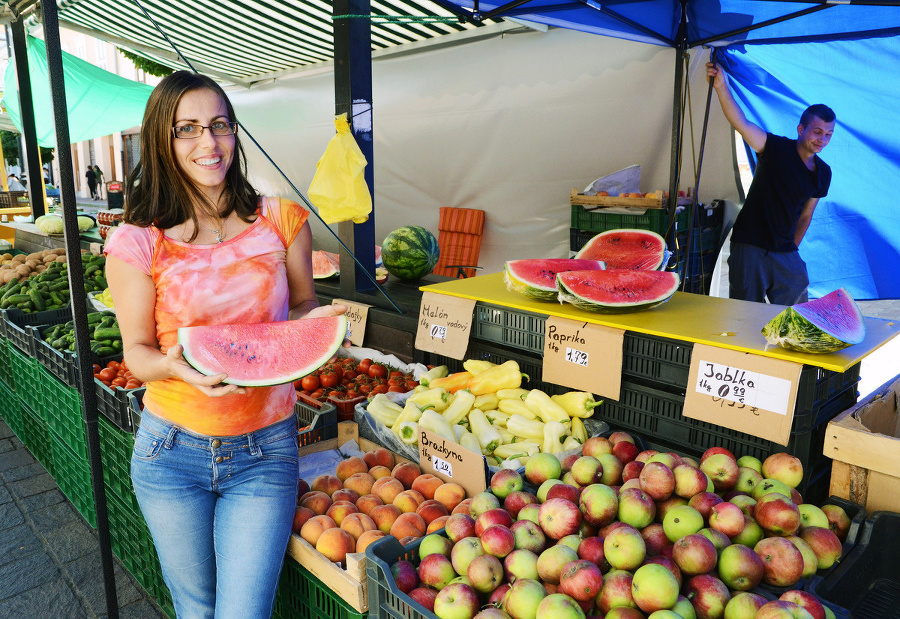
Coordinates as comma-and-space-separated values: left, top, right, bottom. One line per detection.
92, 165, 105, 199
104, 70, 346, 618
85, 166, 97, 199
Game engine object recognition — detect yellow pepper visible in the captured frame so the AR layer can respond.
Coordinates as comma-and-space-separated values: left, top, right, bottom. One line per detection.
493, 442, 540, 459
485, 409, 511, 427
506, 414, 545, 442
497, 388, 530, 400
418, 365, 449, 388
408, 388, 450, 411
570, 416, 588, 444
396, 422, 419, 445
430, 371, 473, 393
442, 389, 476, 426
366, 394, 402, 427
467, 360, 527, 396
524, 389, 570, 424
463, 359, 496, 375
551, 391, 603, 419
473, 393, 500, 412
497, 398, 537, 420
419, 409, 457, 443
561, 436, 582, 452
542, 421, 569, 454
392, 400, 425, 433
497, 427, 515, 445
468, 408, 502, 453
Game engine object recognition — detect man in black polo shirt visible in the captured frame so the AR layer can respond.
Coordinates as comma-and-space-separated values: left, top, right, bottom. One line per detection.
707, 62, 834, 305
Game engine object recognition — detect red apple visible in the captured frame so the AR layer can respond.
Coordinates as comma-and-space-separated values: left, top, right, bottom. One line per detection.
612, 440, 640, 464
475, 508, 514, 537
538, 498, 582, 540
391, 560, 419, 594
617, 487, 656, 529
408, 587, 438, 612
762, 453, 804, 488
688, 491, 724, 520
603, 524, 646, 572
557, 559, 603, 602
799, 526, 843, 570
672, 533, 718, 576
490, 468, 524, 500
418, 552, 456, 590
480, 524, 516, 559
673, 463, 709, 499
700, 453, 740, 492
503, 491, 539, 519
755, 494, 801, 537
582, 435, 613, 457
717, 543, 765, 591
754, 536, 804, 587
578, 483, 618, 527
701, 446, 736, 464
466, 553, 503, 594
445, 513, 477, 543
821, 504, 852, 542
536, 544, 579, 585
503, 578, 547, 619
433, 582, 479, 619
709, 500, 746, 538
510, 518, 547, 554
631, 562, 680, 613
685, 574, 730, 619
780, 590, 826, 619
638, 461, 675, 501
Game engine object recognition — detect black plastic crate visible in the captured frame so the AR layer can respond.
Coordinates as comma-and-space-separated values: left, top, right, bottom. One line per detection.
1, 306, 73, 354
674, 226, 720, 253
808, 511, 900, 619
366, 533, 442, 619
294, 395, 338, 447
95, 378, 144, 433
672, 248, 717, 277
31, 329, 77, 386
472, 303, 546, 355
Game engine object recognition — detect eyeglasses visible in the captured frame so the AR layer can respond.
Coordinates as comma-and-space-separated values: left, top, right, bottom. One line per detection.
172, 121, 238, 139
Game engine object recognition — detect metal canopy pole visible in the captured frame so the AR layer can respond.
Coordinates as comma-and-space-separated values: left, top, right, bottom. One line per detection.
333, 1, 378, 298
666, 1, 688, 248
39, 1, 119, 617
8, 20, 44, 218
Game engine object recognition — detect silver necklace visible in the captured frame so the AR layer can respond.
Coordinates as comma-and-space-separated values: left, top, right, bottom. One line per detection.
199, 220, 226, 243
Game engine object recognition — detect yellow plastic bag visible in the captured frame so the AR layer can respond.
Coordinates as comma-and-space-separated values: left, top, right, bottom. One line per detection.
308, 114, 372, 224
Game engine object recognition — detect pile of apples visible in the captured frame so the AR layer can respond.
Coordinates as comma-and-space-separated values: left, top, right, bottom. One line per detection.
292, 447, 471, 566
390, 432, 851, 619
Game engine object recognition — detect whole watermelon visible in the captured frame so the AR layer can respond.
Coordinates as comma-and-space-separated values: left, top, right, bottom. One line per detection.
381, 226, 440, 281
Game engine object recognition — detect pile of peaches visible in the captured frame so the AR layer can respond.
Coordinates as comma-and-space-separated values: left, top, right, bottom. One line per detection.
387, 433, 852, 619
293, 446, 470, 566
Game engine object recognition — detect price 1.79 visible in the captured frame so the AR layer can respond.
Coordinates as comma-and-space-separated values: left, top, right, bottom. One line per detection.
565, 347, 589, 367
431, 455, 453, 478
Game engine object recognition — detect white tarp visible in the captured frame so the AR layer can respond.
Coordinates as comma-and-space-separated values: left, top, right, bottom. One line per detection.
232, 27, 739, 274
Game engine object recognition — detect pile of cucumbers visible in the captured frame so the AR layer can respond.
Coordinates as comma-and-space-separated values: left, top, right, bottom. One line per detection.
41, 310, 122, 357
0, 253, 107, 314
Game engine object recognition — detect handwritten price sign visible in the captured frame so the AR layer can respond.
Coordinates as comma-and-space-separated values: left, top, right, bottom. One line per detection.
431, 455, 454, 478
565, 347, 589, 367
429, 324, 448, 341
695, 360, 791, 416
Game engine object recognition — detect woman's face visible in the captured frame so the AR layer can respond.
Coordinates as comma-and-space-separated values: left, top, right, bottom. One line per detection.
171, 88, 235, 202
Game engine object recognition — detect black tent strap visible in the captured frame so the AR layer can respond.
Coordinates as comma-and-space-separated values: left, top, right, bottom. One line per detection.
333, 14, 460, 23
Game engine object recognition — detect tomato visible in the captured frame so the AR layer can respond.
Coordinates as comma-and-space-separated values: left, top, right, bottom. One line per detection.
342, 369, 357, 381
405, 380, 419, 391
344, 390, 359, 399
329, 365, 343, 382
106, 360, 120, 371
357, 383, 373, 395
370, 384, 389, 395
357, 358, 373, 374
91, 363, 102, 374
111, 377, 127, 388
310, 389, 325, 400
319, 371, 339, 389
368, 364, 388, 379
125, 379, 142, 390
340, 357, 356, 368
388, 385, 407, 393
301, 375, 320, 391
97, 368, 116, 382
328, 390, 344, 399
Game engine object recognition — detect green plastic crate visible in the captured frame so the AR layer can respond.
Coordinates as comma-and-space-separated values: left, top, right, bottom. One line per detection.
97, 415, 142, 515
273, 556, 366, 619
106, 491, 165, 598
20, 403, 54, 476
7, 342, 43, 414
0, 380, 22, 436
0, 337, 13, 389
41, 367, 88, 460
48, 431, 97, 527
570, 205, 687, 236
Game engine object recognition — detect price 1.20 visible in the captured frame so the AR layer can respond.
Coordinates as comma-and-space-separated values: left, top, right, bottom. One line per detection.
431, 455, 453, 478
565, 347, 589, 367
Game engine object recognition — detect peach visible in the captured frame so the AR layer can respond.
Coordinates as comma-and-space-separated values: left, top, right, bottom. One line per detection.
357, 529, 388, 553
315, 527, 356, 564
392, 462, 423, 490
291, 506, 315, 534
452, 498, 473, 516
390, 512, 427, 540
371, 475, 397, 494
312, 474, 343, 497
371, 504, 402, 534
300, 491, 333, 515
374, 478, 405, 504
343, 472, 376, 497
364, 447, 395, 471
326, 500, 359, 526
336, 456, 368, 482
412, 474, 444, 501
300, 514, 337, 546
341, 512, 377, 540
434, 483, 467, 512
417, 499, 450, 525
368, 465, 393, 481
356, 494, 384, 516
332, 488, 360, 505
427, 515, 450, 534
297, 478, 310, 502
393, 489, 426, 514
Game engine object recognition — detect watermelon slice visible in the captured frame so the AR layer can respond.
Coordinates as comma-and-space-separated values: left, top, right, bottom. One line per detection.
761, 288, 865, 353
312, 250, 340, 279
557, 269, 680, 313
178, 316, 347, 386
504, 258, 607, 301
575, 229, 667, 270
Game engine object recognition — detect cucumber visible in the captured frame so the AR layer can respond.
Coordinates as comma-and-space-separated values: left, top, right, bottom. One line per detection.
95, 346, 117, 357
93, 326, 121, 340
5, 294, 30, 304
49, 279, 69, 292
28, 288, 45, 312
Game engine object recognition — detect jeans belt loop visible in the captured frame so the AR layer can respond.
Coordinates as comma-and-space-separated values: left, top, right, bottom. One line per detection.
248, 432, 260, 457
163, 425, 178, 450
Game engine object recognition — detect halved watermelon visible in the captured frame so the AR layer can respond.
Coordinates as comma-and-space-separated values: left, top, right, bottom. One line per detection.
557, 269, 680, 313
761, 288, 865, 353
575, 229, 667, 270
504, 258, 607, 301
312, 250, 340, 279
178, 316, 347, 386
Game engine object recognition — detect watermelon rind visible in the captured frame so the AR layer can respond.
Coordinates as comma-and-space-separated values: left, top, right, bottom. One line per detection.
761, 288, 865, 353
504, 258, 606, 302
178, 316, 347, 387
381, 225, 440, 281
556, 269, 680, 313
574, 228, 667, 270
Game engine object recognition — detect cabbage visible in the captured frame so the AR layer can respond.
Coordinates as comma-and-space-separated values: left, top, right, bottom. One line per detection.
35, 215, 64, 235
77, 216, 95, 232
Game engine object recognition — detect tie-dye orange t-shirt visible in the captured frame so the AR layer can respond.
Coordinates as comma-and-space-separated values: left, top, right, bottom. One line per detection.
104, 197, 309, 436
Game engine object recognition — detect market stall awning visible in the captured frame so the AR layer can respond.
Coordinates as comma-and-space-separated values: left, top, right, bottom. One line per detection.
2, 34, 153, 147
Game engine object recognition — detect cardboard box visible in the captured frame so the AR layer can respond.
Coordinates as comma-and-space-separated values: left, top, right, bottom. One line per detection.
287, 421, 417, 614
824, 374, 900, 513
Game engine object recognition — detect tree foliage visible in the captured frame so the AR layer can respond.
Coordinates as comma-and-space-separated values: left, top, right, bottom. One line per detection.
1, 130, 54, 166
117, 48, 175, 78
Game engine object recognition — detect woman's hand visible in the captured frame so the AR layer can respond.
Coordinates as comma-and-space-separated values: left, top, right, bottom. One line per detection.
165, 343, 246, 397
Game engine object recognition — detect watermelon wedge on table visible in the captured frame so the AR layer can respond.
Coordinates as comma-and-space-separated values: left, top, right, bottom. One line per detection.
575, 229, 667, 270
761, 288, 865, 353
557, 269, 680, 313
178, 317, 347, 386
504, 258, 606, 301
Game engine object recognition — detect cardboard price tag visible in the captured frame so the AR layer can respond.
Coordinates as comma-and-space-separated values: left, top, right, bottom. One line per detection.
684, 344, 802, 446
542, 316, 624, 400
414, 292, 476, 360
418, 427, 488, 498
332, 298, 369, 347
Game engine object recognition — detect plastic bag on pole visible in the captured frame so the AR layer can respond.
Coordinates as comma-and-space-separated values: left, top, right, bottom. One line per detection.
308, 113, 372, 224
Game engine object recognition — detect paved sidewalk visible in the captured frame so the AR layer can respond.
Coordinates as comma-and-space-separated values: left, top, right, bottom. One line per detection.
0, 418, 167, 619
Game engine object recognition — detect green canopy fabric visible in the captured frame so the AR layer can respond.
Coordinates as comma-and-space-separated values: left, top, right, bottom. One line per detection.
2, 35, 153, 148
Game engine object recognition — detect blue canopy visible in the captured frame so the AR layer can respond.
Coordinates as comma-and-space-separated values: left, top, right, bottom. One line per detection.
433, 0, 900, 299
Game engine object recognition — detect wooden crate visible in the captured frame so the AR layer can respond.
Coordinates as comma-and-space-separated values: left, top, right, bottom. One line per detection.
569, 188, 693, 210
287, 421, 418, 614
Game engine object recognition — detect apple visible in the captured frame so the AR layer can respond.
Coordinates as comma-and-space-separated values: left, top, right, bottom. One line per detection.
754, 536, 804, 587
617, 487, 656, 529
577, 536, 608, 570
503, 548, 539, 582
786, 535, 820, 578
672, 533, 718, 576
420, 533, 454, 559
731, 515, 764, 548
391, 559, 419, 594
641, 522, 672, 557
510, 518, 546, 554
756, 600, 813, 619
612, 440, 640, 464
673, 464, 709, 499
557, 559, 603, 602
688, 491, 724, 520
644, 555, 682, 589
608, 431, 634, 446
490, 469, 524, 500
820, 504, 852, 542
700, 453, 740, 492
791, 487, 804, 506
596, 569, 637, 615
517, 503, 541, 525
503, 578, 547, 619
762, 453, 804, 488
755, 494, 801, 537
597, 453, 625, 486
717, 543, 765, 590
638, 462, 675, 501
709, 501, 746, 538
419, 552, 456, 590
536, 544, 578, 585
504, 491, 539, 519
451, 536, 485, 576
724, 591, 767, 619
662, 504, 704, 542
474, 607, 510, 619
536, 593, 587, 619
685, 574, 730, 619
546, 483, 581, 505
729, 494, 757, 517
631, 563, 679, 613
570, 456, 604, 486
671, 594, 698, 619
622, 460, 645, 482
603, 524, 646, 571
797, 504, 830, 531
434, 582, 480, 619
476, 508, 514, 537
701, 447, 736, 464
446, 513, 477, 543
466, 553, 504, 594
636, 449, 658, 463
751, 478, 791, 501
582, 435, 613, 457
780, 590, 825, 619
469, 491, 501, 519
481, 524, 516, 558
799, 526, 843, 570
735, 467, 764, 495
408, 587, 439, 612
577, 483, 618, 528
524, 453, 562, 486
699, 527, 732, 555
538, 498, 582, 540
536, 479, 563, 503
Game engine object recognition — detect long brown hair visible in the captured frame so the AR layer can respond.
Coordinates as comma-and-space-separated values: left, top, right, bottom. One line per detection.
123, 71, 258, 238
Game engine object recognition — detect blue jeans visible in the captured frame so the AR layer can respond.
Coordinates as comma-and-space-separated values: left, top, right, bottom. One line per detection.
131, 410, 299, 619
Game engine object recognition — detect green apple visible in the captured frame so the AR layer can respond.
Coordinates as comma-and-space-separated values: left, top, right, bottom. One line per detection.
736, 455, 762, 473
797, 504, 830, 531
751, 478, 791, 501
663, 505, 705, 542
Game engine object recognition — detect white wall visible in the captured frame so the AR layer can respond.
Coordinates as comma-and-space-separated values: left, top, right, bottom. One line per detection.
231, 28, 740, 273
